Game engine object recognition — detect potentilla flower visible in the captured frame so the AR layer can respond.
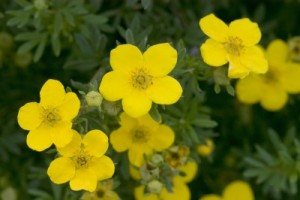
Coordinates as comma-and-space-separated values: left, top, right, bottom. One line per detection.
236, 39, 300, 111
200, 181, 254, 200
99, 43, 182, 118
81, 179, 120, 200
197, 139, 214, 157
110, 112, 175, 167
47, 130, 115, 192
133, 161, 198, 200
199, 13, 268, 78
17, 79, 80, 151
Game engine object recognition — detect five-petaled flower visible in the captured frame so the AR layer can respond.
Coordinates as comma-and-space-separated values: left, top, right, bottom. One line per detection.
236, 39, 300, 111
47, 130, 115, 192
99, 43, 182, 118
199, 13, 268, 78
200, 180, 254, 200
17, 79, 80, 151
110, 112, 175, 167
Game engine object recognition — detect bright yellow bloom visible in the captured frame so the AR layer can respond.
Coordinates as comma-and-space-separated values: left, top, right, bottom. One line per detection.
199, 14, 268, 78
81, 179, 120, 200
47, 130, 115, 192
110, 112, 175, 167
200, 181, 254, 200
133, 161, 198, 200
17, 79, 80, 151
99, 43, 182, 118
236, 39, 300, 111
197, 139, 214, 157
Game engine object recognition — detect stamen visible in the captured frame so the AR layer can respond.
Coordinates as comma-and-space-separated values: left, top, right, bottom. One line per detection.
132, 127, 150, 143
224, 36, 244, 56
131, 68, 153, 89
73, 153, 91, 169
42, 108, 61, 126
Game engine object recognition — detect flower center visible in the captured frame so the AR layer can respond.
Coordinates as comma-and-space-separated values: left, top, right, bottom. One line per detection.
131, 68, 152, 90
97, 189, 105, 197
73, 152, 91, 169
132, 127, 150, 143
224, 36, 244, 56
43, 108, 61, 126
263, 68, 278, 83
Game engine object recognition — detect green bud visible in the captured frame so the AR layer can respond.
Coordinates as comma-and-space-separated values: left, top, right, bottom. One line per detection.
14, 52, 32, 68
150, 154, 164, 165
34, 0, 48, 10
0, 32, 14, 50
102, 100, 122, 116
147, 180, 163, 194
85, 91, 103, 107
1, 187, 17, 200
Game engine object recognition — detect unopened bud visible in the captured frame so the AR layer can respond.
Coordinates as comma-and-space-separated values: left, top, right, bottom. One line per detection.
102, 100, 121, 116
147, 180, 163, 194
85, 91, 103, 107
0, 32, 13, 50
150, 154, 164, 165
34, 0, 48, 10
14, 52, 32, 68
197, 139, 214, 157
288, 36, 300, 62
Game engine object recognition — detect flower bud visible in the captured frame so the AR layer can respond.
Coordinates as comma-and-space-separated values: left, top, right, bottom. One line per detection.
85, 91, 103, 107
34, 0, 48, 10
0, 32, 13, 50
288, 36, 300, 62
197, 139, 214, 157
14, 52, 32, 68
147, 180, 163, 194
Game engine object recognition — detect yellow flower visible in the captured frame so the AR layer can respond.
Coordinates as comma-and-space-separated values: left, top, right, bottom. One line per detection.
199, 14, 268, 78
200, 181, 254, 200
47, 130, 115, 192
99, 43, 182, 118
110, 112, 175, 167
133, 161, 198, 200
236, 39, 300, 111
197, 139, 214, 157
17, 79, 80, 151
81, 180, 120, 200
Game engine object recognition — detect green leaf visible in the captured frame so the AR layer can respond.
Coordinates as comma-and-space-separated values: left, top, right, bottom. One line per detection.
244, 157, 265, 168
125, 29, 135, 44
54, 11, 63, 37
226, 84, 235, 96
141, 0, 152, 10
149, 105, 162, 123
83, 15, 108, 25
51, 35, 61, 56
17, 40, 39, 54
34, 33, 48, 62
64, 59, 99, 71
191, 118, 218, 128
255, 145, 275, 165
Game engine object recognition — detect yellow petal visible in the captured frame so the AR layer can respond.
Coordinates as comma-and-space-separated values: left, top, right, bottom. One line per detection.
122, 90, 152, 118
281, 63, 300, 93
228, 56, 250, 79
177, 161, 198, 183
199, 14, 229, 42
200, 39, 228, 66
137, 114, 159, 130
89, 155, 115, 180
57, 130, 81, 157
26, 127, 53, 151
266, 39, 289, 65
236, 74, 263, 104
99, 71, 132, 101
110, 127, 132, 152
200, 194, 222, 200
128, 143, 152, 167
229, 18, 261, 46
47, 157, 75, 184
129, 165, 141, 180
40, 79, 66, 107
134, 185, 158, 200
149, 124, 174, 151
51, 121, 73, 148
240, 46, 268, 74
119, 112, 138, 130
110, 44, 143, 72
160, 177, 190, 200
17, 102, 42, 130
223, 181, 254, 200
59, 92, 80, 121
70, 168, 97, 192
144, 43, 177, 77
83, 129, 108, 157
260, 84, 288, 111
146, 76, 182, 105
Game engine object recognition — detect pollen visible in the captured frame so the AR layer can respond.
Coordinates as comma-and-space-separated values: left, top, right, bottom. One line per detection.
73, 153, 91, 169
224, 36, 244, 56
131, 127, 150, 143
131, 68, 153, 90
42, 108, 61, 126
